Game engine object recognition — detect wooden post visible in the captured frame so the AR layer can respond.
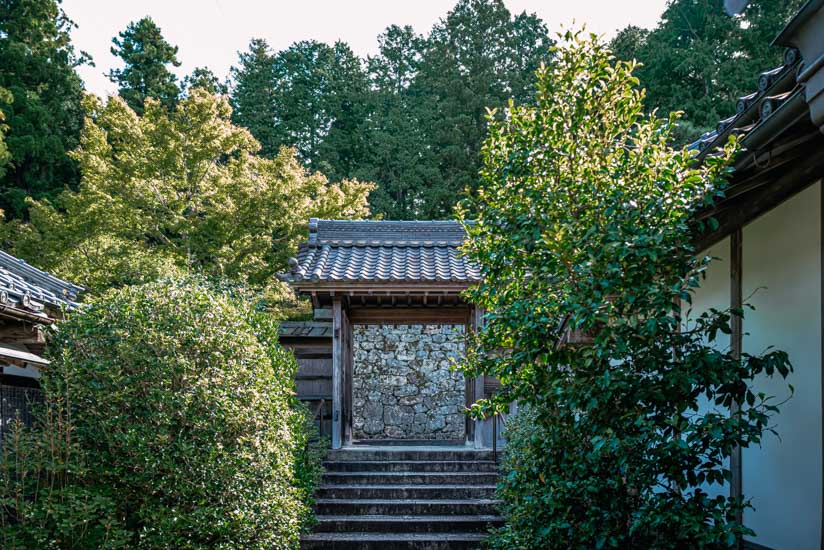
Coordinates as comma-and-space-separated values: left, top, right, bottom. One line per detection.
730, 228, 744, 544
820, 181, 823, 550
331, 297, 343, 449
342, 304, 353, 447
472, 306, 486, 449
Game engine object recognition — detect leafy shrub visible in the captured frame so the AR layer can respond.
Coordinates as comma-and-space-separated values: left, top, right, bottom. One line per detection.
1, 278, 322, 549
458, 31, 792, 549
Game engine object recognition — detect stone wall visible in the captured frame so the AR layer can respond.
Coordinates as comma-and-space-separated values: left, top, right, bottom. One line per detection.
352, 324, 466, 441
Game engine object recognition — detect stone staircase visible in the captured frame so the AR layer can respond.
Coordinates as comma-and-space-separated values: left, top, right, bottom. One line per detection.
301, 446, 502, 550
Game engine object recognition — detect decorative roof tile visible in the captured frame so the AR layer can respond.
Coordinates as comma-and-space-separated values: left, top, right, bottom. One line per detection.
689, 46, 804, 157
0, 250, 83, 314
280, 219, 480, 287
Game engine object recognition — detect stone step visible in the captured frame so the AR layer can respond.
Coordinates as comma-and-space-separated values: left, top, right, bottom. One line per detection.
316, 484, 498, 500
322, 471, 500, 485
314, 514, 503, 533
314, 498, 501, 516
300, 532, 488, 550
326, 448, 495, 462
323, 460, 499, 473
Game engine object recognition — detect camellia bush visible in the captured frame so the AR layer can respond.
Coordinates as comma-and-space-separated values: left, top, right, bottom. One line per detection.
458, 32, 792, 549
0, 278, 322, 549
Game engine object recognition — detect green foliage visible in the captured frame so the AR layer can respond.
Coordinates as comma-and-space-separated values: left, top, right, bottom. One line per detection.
0, 399, 130, 549
353, 25, 436, 219
229, 0, 552, 220
458, 32, 792, 549
109, 17, 181, 115
183, 66, 228, 96
230, 39, 280, 157
415, 0, 553, 218
0, 0, 86, 218
275, 40, 369, 181
0, 87, 11, 176
1, 278, 324, 549
611, 0, 804, 144
2, 90, 373, 294
232, 38, 370, 182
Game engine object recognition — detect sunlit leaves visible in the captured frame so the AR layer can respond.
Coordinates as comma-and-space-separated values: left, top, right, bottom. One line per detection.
1, 279, 323, 548
3, 90, 374, 294
457, 31, 791, 549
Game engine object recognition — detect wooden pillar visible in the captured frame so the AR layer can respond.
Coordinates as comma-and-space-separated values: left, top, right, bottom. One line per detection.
472, 306, 486, 449
332, 297, 343, 449
342, 304, 353, 447
820, 181, 823, 550
730, 228, 744, 540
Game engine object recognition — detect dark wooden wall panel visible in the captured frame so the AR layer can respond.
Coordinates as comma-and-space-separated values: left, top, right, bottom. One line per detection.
349, 306, 470, 325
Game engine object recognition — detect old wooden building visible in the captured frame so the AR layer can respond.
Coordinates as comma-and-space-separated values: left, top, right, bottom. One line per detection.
279, 219, 501, 450
690, 1, 824, 548
0, 250, 82, 443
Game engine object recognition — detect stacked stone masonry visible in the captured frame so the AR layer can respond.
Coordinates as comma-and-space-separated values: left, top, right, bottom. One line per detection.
352, 323, 466, 440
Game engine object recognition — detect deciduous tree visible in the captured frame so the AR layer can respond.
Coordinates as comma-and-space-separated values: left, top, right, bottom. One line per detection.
4, 90, 373, 293
458, 32, 792, 548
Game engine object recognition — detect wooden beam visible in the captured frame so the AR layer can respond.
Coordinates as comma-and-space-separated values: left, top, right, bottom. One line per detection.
331, 297, 343, 449
348, 306, 471, 325
695, 137, 824, 250
0, 322, 46, 346
730, 228, 744, 546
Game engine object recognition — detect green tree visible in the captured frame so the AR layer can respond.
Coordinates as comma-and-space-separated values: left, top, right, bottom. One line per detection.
230, 38, 280, 156
355, 25, 436, 219
609, 25, 648, 65
0, 88, 11, 176
109, 16, 181, 115
230, 39, 370, 182
0, 0, 86, 218
4, 90, 373, 293
1, 278, 323, 549
269, 40, 369, 176
312, 41, 372, 182
458, 32, 792, 548
611, 0, 804, 143
183, 66, 228, 95
414, 0, 553, 218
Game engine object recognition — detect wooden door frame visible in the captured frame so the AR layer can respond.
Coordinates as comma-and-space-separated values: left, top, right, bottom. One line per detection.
332, 303, 479, 447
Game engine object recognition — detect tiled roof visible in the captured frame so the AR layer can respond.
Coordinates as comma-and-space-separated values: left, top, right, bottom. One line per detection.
279, 219, 480, 287
689, 45, 804, 157
0, 250, 83, 315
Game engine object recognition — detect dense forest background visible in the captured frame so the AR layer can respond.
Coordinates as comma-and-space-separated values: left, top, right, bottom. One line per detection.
0, 0, 806, 224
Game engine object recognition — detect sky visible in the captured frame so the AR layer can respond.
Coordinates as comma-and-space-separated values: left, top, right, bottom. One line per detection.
63, 0, 669, 98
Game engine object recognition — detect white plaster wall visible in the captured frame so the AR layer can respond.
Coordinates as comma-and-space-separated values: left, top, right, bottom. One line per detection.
690, 236, 732, 351
742, 182, 822, 550
690, 236, 732, 500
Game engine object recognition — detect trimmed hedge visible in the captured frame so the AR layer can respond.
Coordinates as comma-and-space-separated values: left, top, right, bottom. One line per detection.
1, 279, 322, 549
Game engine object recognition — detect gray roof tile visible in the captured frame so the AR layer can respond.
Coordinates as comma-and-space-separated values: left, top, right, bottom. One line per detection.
0, 250, 83, 313
689, 46, 803, 157
280, 219, 480, 286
